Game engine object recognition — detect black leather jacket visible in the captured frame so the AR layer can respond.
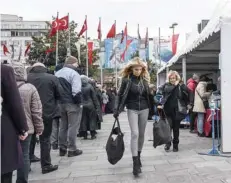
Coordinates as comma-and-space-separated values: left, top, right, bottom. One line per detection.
114, 77, 154, 115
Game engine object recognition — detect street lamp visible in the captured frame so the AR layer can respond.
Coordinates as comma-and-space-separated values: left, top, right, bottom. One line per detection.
169, 23, 178, 36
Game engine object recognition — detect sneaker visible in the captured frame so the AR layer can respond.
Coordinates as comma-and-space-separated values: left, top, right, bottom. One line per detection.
42, 165, 58, 174
68, 149, 83, 157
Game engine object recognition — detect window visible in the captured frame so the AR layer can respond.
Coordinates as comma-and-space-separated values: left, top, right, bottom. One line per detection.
33, 32, 40, 36
16, 24, 22, 29
1, 24, 10, 29
18, 32, 24, 36
11, 31, 16, 37
25, 32, 29, 37
28, 32, 32, 36
1, 41, 7, 45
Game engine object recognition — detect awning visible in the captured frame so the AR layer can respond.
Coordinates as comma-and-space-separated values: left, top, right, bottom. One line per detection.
158, 0, 231, 74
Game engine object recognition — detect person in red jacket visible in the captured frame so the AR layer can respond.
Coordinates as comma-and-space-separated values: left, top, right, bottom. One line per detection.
187, 74, 199, 133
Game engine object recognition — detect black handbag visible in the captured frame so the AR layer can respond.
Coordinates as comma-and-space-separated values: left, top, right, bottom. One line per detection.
106, 118, 125, 165
153, 110, 171, 148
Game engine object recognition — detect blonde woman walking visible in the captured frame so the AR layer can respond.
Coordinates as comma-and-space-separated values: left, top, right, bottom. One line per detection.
114, 57, 153, 176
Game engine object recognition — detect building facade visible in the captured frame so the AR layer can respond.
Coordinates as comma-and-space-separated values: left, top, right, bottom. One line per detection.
1, 14, 48, 63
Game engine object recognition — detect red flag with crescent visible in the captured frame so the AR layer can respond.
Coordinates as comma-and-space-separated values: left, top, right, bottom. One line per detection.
49, 18, 59, 37
58, 16, 68, 30
2, 44, 10, 56
24, 43, 31, 56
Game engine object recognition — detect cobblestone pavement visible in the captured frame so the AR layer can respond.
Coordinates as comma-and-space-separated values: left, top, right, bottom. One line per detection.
18, 113, 231, 183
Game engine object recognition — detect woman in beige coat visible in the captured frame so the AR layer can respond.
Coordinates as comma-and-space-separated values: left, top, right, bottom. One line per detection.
193, 75, 211, 137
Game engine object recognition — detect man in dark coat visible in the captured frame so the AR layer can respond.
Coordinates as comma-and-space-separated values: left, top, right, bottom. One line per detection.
27, 62, 61, 174
79, 75, 101, 139
1, 64, 29, 182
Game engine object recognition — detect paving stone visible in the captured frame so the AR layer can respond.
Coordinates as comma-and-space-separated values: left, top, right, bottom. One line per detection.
27, 113, 231, 183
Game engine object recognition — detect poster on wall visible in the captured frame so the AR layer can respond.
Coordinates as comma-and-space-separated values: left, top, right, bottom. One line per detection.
104, 34, 139, 69
153, 35, 179, 63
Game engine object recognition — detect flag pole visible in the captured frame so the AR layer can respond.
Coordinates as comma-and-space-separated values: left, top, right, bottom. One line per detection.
114, 20, 118, 90
138, 24, 140, 55
67, 13, 71, 56
99, 17, 103, 87
125, 22, 127, 60
56, 12, 59, 66
158, 27, 161, 68
85, 15, 88, 76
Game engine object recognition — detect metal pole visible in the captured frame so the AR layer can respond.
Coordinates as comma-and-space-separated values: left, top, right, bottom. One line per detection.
55, 12, 59, 66
114, 20, 117, 90
85, 15, 88, 76
99, 17, 103, 87
158, 27, 161, 68
67, 13, 71, 56
182, 57, 187, 84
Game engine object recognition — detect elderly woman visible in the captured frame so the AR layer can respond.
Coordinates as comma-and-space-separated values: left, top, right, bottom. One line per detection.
79, 75, 101, 140
156, 70, 193, 152
114, 57, 153, 176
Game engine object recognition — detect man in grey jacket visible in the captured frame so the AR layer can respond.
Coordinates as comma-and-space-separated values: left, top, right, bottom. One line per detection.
55, 56, 83, 157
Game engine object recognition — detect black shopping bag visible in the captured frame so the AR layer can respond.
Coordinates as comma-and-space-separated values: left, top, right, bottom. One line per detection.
106, 118, 125, 165
153, 109, 171, 148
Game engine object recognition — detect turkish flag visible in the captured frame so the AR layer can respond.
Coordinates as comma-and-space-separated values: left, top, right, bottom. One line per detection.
97, 19, 101, 40
172, 34, 179, 55
78, 19, 87, 37
49, 18, 59, 37
2, 44, 10, 55
24, 43, 31, 56
45, 42, 56, 54
88, 42, 93, 65
58, 16, 68, 30
107, 23, 116, 38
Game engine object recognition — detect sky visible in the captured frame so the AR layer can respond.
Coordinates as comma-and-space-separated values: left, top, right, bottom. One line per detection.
1, 0, 221, 39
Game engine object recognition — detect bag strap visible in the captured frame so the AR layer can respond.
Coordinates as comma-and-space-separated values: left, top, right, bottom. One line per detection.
196, 89, 204, 101
17, 83, 25, 89
111, 118, 122, 134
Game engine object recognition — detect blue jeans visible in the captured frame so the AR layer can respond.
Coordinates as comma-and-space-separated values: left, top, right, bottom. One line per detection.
197, 113, 204, 134
17, 134, 32, 183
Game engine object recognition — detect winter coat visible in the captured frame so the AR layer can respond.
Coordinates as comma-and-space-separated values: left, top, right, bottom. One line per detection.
80, 82, 101, 131
115, 76, 154, 115
187, 78, 198, 93
156, 82, 193, 120
13, 61, 44, 134
1, 64, 29, 174
27, 63, 61, 121
193, 81, 211, 113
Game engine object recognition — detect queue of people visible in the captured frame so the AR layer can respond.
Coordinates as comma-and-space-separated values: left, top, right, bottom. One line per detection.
1, 56, 104, 183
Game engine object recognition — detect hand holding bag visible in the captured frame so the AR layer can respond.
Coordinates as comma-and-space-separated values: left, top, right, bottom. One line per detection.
106, 118, 125, 165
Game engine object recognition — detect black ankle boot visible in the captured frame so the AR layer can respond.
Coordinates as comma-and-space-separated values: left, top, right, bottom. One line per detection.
138, 151, 142, 167
173, 144, 178, 152
132, 156, 141, 176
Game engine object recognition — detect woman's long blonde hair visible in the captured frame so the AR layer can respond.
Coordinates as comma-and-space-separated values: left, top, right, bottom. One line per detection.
167, 70, 181, 83
120, 57, 150, 83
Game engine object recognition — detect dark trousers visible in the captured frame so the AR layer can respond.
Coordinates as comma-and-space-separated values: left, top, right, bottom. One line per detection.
189, 110, 197, 131
1, 172, 13, 183
17, 135, 32, 183
82, 130, 96, 137
167, 115, 181, 145
40, 120, 53, 168
29, 133, 37, 159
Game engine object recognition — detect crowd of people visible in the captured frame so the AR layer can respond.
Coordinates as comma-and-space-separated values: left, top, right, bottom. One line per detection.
1, 56, 107, 183
1, 55, 220, 181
